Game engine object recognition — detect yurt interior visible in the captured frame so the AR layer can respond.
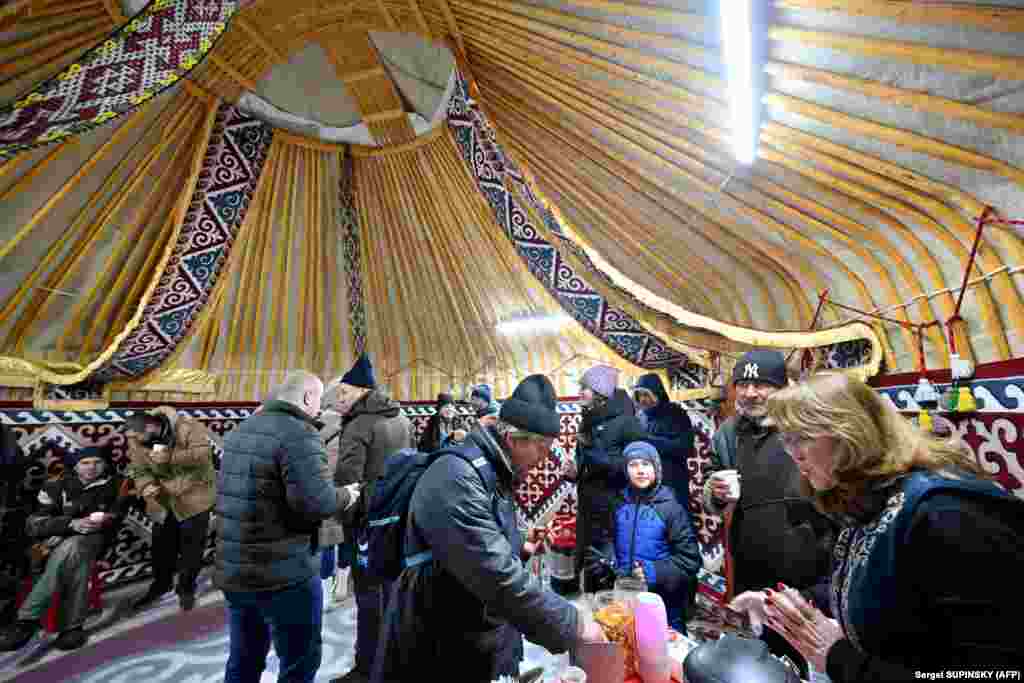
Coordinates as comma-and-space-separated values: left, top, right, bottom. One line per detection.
0, 0, 1022, 681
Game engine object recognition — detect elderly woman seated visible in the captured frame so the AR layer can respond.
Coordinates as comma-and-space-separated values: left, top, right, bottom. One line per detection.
730, 372, 1024, 681
0, 447, 126, 652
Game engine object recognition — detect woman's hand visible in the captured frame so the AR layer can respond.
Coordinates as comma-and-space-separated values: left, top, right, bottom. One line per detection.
729, 590, 770, 637
764, 585, 845, 673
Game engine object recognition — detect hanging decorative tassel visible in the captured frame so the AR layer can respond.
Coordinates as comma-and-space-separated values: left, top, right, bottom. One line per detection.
956, 386, 977, 412
918, 410, 933, 432
941, 383, 959, 412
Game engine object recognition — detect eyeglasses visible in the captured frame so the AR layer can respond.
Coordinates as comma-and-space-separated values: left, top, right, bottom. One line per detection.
779, 432, 814, 453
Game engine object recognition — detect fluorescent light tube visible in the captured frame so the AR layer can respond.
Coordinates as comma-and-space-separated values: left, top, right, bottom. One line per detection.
721, 0, 756, 164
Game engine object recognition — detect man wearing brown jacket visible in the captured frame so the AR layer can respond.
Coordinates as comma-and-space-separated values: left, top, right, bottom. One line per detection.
124, 406, 216, 612
328, 353, 413, 683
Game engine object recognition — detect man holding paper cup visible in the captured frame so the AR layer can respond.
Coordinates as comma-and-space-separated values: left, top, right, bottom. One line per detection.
124, 407, 216, 612
702, 350, 836, 670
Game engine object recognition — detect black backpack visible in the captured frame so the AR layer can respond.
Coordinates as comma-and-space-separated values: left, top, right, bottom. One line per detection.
357, 445, 497, 582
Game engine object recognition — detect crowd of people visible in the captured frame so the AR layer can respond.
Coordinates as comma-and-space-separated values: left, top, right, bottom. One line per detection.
0, 349, 1021, 683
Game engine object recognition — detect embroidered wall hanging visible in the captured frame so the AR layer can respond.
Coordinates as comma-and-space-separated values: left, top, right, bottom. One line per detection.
0, 0, 245, 159
339, 150, 368, 355
446, 75, 691, 371
93, 103, 272, 383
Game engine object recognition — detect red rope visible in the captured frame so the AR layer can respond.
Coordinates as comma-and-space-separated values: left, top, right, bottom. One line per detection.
980, 218, 1024, 226
825, 297, 929, 331
954, 207, 992, 320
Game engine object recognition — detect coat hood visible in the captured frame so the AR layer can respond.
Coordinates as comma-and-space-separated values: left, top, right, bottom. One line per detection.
584, 387, 635, 424
350, 388, 402, 419
635, 373, 670, 404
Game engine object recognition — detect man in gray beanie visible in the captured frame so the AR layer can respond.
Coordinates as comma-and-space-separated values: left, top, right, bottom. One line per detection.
703, 350, 835, 677
372, 374, 607, 683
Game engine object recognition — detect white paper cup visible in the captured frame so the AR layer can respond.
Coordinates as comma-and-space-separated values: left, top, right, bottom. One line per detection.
716, 470, 740, 499
561, 666, 587, 683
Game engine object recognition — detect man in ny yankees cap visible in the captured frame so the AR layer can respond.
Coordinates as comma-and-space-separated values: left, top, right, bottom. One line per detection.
701, 349, 836, 676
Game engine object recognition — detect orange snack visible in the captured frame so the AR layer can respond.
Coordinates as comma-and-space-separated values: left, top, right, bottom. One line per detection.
594, 602, 639, 678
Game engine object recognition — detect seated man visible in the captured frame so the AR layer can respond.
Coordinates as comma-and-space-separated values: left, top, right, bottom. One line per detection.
0, 447, 126, 651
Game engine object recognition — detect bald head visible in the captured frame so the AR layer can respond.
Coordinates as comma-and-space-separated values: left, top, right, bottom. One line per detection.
277, 371, 324, 418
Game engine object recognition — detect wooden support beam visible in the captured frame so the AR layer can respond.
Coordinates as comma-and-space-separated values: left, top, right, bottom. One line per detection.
437, 0, 465, 56
766, 62, 1024, 136
776, 0, 1024, 34
408, 0, 431, 37
182, 78, 219, 105
236, 16, 286, 65
341, 65, 388, 83
100, 0, 126, 23
764, 92, 1024, 187
363, 108, 406, 123
769, 25, 1024, 81
209, 53, 258, 92
374, 0, 397, 30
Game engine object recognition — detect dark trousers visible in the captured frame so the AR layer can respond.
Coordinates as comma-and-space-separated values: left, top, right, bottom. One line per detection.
575, 479, 616, 593
354, 573, 390, 675
224, 576, 323, 683
151, 509, 210, 596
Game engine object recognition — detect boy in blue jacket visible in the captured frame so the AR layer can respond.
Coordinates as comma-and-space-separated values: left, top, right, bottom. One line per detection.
609, 441, 701, 632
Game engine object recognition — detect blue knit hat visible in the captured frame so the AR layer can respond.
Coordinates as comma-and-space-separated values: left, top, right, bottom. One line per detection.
341, 353, 376, 389
622, 441, 661, 488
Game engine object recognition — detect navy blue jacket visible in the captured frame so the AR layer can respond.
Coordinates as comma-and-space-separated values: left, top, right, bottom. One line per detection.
635, 373, 694, 503
215, 400, 345, 593
607, 459, 701, 630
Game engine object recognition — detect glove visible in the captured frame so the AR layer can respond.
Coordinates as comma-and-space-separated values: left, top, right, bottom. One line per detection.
342, 483, 361, 511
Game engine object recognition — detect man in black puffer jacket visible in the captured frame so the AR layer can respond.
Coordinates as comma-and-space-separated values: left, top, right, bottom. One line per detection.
216, 371, 360, 683
565, 364, 646, 592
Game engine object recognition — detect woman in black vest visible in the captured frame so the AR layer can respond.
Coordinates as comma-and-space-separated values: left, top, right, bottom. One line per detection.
735, 372, 1024, 681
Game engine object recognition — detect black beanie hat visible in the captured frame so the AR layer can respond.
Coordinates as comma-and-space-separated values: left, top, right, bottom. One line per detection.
733, 349, 788, 388
436, 392, 454, 408
67, 446, 109, 468
499, 374, 561, 437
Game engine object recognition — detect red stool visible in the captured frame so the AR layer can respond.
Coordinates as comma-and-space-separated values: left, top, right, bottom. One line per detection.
14, 561, 106, 633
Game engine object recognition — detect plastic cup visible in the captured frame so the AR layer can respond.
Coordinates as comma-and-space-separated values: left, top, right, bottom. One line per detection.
561, 665, 587, 683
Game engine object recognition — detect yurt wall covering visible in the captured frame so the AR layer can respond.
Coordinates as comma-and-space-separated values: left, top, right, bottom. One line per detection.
1, 0, 1023, 403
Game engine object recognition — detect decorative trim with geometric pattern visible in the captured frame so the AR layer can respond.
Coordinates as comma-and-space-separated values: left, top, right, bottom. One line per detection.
0, 0, 244, 159
93, 104, 272, 383
446, 75, 690, 370
339, 150, 367, 355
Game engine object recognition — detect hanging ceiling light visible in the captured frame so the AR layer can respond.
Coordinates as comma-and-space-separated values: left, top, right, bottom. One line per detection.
495, 313, 571, 336
721, 0, 757, 165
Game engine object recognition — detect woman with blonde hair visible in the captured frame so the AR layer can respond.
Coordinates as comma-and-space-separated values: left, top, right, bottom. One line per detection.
731, 371, 1023, 681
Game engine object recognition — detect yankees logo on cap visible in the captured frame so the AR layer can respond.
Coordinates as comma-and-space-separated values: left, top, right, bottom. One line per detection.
733, 349, 787, 388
